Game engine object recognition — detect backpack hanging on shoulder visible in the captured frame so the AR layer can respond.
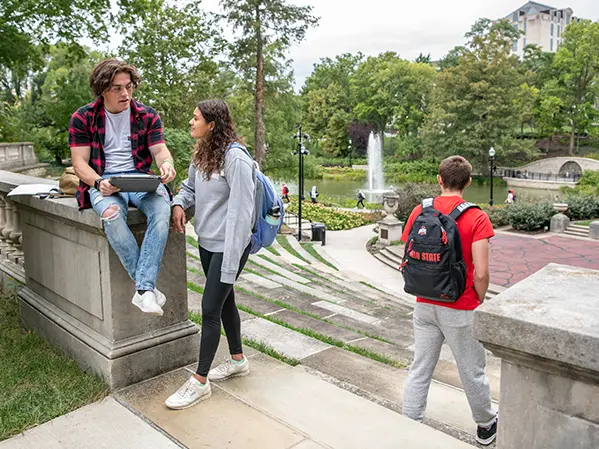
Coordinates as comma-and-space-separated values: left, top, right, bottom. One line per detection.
228, 143, 284, 254
400, 198, 480, 302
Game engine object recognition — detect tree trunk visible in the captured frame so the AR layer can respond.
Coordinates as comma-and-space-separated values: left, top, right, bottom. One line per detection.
569, 123, 576, 156
254, 5, 266, 166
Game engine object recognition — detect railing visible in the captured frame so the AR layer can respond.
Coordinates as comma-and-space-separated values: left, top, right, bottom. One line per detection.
498, 168, 581, 183
0, 172, 54, 282
0, 142, 38, 170
283, 210, 300, 229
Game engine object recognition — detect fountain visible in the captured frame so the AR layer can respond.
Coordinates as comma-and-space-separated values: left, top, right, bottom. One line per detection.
367, 132, 384, 191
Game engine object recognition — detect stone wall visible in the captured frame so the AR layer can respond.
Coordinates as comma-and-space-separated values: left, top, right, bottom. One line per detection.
504, 177, 577, 190
473, 264, 599, 448
0, 170, 199, 389
0, 143, 38, 170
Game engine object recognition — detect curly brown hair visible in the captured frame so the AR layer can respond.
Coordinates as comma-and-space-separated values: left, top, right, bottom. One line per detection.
89, 58, 141, 97
193, 100, 240, 179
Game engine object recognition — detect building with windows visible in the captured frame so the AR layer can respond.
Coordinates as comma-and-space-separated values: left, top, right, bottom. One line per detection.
504, 2, 580, 58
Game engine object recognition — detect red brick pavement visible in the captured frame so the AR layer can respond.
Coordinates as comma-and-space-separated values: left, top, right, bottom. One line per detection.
490, 233, 599, 287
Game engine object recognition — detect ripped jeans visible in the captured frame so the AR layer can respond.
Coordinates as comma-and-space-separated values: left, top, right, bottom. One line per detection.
90, 172, 171, 291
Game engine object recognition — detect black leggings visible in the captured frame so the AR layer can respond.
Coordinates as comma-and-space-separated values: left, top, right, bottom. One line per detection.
196, 244, 251, 377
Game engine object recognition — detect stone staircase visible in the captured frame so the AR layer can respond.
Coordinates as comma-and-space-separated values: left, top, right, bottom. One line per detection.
563, 223, 590, 238
184, 229, 500, 446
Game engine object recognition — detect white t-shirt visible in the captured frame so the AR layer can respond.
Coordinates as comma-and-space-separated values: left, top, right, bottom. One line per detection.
104, 108, 135, 173
507, 192, 514, 204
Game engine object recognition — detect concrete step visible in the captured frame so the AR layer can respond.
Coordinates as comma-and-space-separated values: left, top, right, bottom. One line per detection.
380, 248, 403, 266
116, 340, 475, 449
569, 224, 590, 230
564, 228, 589, 237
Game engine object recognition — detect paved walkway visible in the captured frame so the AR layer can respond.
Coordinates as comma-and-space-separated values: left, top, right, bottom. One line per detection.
490, 232, 599, 287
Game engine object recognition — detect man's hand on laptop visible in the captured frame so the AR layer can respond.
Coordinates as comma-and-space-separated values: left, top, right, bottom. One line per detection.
159, 160, 176, 184
99, 179, 120, 196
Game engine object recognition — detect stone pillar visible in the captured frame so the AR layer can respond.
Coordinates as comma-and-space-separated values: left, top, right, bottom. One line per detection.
378, 192, 403, 245
549, 213, 569, 233
589, 221, 599, 240
13, 194, 199, 390
1, 195, 16, 255
0, 194, 9, 255
473, 264, 599, 449
8, 201, 23, 264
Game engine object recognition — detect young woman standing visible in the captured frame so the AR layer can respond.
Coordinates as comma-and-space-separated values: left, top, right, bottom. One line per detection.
166, 100, 255, 410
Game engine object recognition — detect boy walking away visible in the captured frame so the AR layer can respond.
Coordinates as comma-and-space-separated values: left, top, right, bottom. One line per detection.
310, 185, 318, 203
281, 183, 290, 203
400, 156, 498, 445
356, 189, 366, 208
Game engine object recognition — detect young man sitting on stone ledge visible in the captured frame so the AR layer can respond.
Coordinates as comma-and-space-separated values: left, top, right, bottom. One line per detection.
69, 58, 176, 316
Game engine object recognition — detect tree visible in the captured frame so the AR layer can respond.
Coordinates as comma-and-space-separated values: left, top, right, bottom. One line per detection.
438, 46, 465, 71
415, 53, 431, 64
351, 52, 436, 137
220, 0, 319, 165
302, 53, 363, 156
422, 19, 533, 169
551, 20, 599, 154
120, 1, 224, 128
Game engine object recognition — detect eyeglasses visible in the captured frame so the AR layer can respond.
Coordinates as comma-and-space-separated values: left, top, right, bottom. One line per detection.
110, 83, 135, 93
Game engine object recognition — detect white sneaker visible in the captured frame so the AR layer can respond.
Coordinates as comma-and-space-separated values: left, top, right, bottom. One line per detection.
165, 376, 211, 410
154, 288, 166, 307
208, 356, 250, 381
132, 291, 163, 316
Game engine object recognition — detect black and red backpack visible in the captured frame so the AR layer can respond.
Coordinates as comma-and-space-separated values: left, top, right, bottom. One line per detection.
400, 198, 479, 302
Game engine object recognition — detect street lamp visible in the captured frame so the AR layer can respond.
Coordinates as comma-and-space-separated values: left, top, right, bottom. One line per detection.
488, 147, 496, 206
292, 125, 310, 241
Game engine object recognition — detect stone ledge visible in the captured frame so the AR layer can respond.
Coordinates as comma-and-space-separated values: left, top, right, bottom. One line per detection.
473, 263, 599, 375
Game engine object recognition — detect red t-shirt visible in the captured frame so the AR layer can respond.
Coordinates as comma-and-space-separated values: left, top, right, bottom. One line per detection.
400, 195, 494, 310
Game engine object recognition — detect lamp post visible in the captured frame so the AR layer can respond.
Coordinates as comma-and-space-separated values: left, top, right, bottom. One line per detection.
292, 125, 310, 241
488, 147, 496, 206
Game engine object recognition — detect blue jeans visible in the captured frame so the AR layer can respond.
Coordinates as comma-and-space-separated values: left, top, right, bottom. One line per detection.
90, 172, 171, 291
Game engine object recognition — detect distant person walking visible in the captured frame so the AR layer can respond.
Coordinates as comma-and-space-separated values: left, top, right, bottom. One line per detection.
356, 190, 366, 208
281, 183, 290, 203
505, 189, 516, 204
310, 185, 319, 203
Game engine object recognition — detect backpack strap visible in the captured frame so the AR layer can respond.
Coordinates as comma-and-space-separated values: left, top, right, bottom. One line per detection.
421, 198, 435, 212
448, 201, 480, 221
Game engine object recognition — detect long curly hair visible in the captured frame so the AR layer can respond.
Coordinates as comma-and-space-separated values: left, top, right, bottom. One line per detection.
193, 100, 239, 179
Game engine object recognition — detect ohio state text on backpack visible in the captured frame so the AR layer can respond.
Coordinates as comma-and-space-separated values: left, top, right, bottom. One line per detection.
400, 198, 480, 302
228, 143, 284, 254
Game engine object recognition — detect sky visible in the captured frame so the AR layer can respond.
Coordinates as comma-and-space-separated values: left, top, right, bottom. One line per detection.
200, 0, 599, 89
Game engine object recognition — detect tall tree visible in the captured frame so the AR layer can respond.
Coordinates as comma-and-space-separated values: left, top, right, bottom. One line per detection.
120, 1, 224, 128
220, 0, 318, 165
551, 20, 599, 154
422, 19, 533, 169
302, 53, 363, 156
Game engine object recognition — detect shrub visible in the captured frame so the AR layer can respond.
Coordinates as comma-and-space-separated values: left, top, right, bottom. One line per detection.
287, 201, 382, 230
393, 183, 441, 221
507, 202, 554, 231
563, 192, 599, 220
479, 204, 510, 228
577, 170, 599, 190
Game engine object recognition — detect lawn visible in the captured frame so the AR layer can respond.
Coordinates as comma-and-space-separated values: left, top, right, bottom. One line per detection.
0, 292, 107, 441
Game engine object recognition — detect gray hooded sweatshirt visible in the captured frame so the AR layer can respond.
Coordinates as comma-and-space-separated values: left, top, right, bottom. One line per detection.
173, 144, 255, 284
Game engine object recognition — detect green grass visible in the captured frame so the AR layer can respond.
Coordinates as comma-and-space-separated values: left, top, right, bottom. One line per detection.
241, 338, 300, 366
300, 243, 338, 270
236, 303, 405, 369
188, 266, 203, 276
368, 236, 378, 245
359, 281, 386, 294
0, 293, 107, 441
247, 259, 280, 277
575, 220, 597, 226
264, 246, 281, 256
187, 281, 204, 294
258, 254, 279, 265
275, 235, 311, 264
186, 235, 198, 247
292, 263, 330, 281
186, 251, 201, 262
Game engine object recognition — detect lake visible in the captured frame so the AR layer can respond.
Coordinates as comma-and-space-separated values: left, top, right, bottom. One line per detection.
274, 178, 558, 205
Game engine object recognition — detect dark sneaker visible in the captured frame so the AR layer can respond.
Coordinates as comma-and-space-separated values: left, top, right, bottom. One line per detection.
476, 417, 498, 446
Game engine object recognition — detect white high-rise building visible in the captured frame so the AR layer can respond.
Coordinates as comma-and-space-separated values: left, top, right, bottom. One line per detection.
504, 2, 581, 58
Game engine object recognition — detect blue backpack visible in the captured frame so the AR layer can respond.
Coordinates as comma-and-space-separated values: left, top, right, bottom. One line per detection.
228, 143, 284, 254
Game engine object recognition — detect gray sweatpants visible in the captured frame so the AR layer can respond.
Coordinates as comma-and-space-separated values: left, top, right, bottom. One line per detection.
403, 302, 496, 426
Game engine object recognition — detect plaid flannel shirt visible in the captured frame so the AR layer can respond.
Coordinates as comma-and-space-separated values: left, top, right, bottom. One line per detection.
68, 96, 165, 210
